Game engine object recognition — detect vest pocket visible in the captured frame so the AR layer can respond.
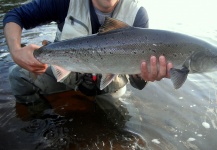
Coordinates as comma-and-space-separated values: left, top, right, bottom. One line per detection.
61, 16, 90, 40
69, 16, 89, 33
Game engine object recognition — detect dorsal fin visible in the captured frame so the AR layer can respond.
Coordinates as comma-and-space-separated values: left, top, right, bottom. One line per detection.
98, 17, 130, 34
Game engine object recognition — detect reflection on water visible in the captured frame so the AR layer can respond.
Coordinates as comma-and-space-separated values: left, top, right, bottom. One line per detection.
1, 0, 217, 149
12, 94, 147, 149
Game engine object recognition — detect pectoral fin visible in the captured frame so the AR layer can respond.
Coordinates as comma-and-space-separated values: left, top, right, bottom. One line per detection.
170, 67, 189, 89
100, 74, 117, 90
51, 65, 71, 82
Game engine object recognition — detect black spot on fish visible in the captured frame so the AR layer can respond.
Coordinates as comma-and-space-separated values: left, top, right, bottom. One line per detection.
173, 53, 177, 57
152, 50, 156, 53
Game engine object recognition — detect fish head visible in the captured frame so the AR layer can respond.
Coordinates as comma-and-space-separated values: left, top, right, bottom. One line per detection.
188, 50, 217, 73
33, 47, 44, 60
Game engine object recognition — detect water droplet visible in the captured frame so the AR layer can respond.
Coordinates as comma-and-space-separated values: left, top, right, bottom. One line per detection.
187, 138, 196, 142
152, 139, 160, 144
202, 122, 210, 129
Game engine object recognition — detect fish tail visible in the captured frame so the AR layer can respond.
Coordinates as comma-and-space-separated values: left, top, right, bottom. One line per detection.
170, 67, 189, 89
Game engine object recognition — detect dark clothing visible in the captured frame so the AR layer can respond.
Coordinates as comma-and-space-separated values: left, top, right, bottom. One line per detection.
3, 0, 149, 34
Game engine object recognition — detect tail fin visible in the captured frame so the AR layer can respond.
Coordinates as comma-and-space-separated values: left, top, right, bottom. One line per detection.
170, 67, 189, 89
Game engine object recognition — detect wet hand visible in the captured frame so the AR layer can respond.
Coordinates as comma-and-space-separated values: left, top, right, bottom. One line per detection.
140, 56, 173, 81
11, 44, 47, 74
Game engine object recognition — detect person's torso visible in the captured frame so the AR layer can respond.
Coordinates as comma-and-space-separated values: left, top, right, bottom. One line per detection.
55, 0, 141, 41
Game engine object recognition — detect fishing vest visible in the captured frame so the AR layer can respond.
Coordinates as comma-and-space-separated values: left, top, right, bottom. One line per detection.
55, 0, 141, 41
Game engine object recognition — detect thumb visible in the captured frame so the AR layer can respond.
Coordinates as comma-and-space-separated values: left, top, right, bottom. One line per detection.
27, 44, 41, 51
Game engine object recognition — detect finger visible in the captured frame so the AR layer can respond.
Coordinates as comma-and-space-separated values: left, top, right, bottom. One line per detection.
166, 62, 173, 78
149, 56, 157, 81
29, 56, 46, 67
31, 67, 47, 74
35, 64, 48, 71
157, 55, 167, 80
28, 62, 46, 69
33, 71, 44, 75
28, 67, 45, 73
34, 69, 46, 74
28, 44, 41, 50
27, 62, 47, 72
140, 61, 149, 81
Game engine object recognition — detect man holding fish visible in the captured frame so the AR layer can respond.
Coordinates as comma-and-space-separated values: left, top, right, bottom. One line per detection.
3, 0, 172, 112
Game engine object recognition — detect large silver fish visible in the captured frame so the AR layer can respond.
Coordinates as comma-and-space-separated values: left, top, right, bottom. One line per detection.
34, 17, 217, 89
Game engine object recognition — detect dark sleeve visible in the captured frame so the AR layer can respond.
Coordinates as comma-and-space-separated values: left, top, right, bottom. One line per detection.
129, 75, 147, 90
133, 7, 149, 28
130, 6, 149, 90
3, 0, 70, 29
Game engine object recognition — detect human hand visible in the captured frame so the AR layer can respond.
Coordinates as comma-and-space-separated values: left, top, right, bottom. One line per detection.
140, 55, 173, 82
11, 44, 47, 74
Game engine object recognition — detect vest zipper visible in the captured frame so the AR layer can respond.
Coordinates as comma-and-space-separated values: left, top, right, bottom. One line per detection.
69, 16, 89, 33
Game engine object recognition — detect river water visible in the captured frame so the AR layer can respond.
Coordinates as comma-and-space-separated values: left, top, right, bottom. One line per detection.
0, 0, 217, 149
